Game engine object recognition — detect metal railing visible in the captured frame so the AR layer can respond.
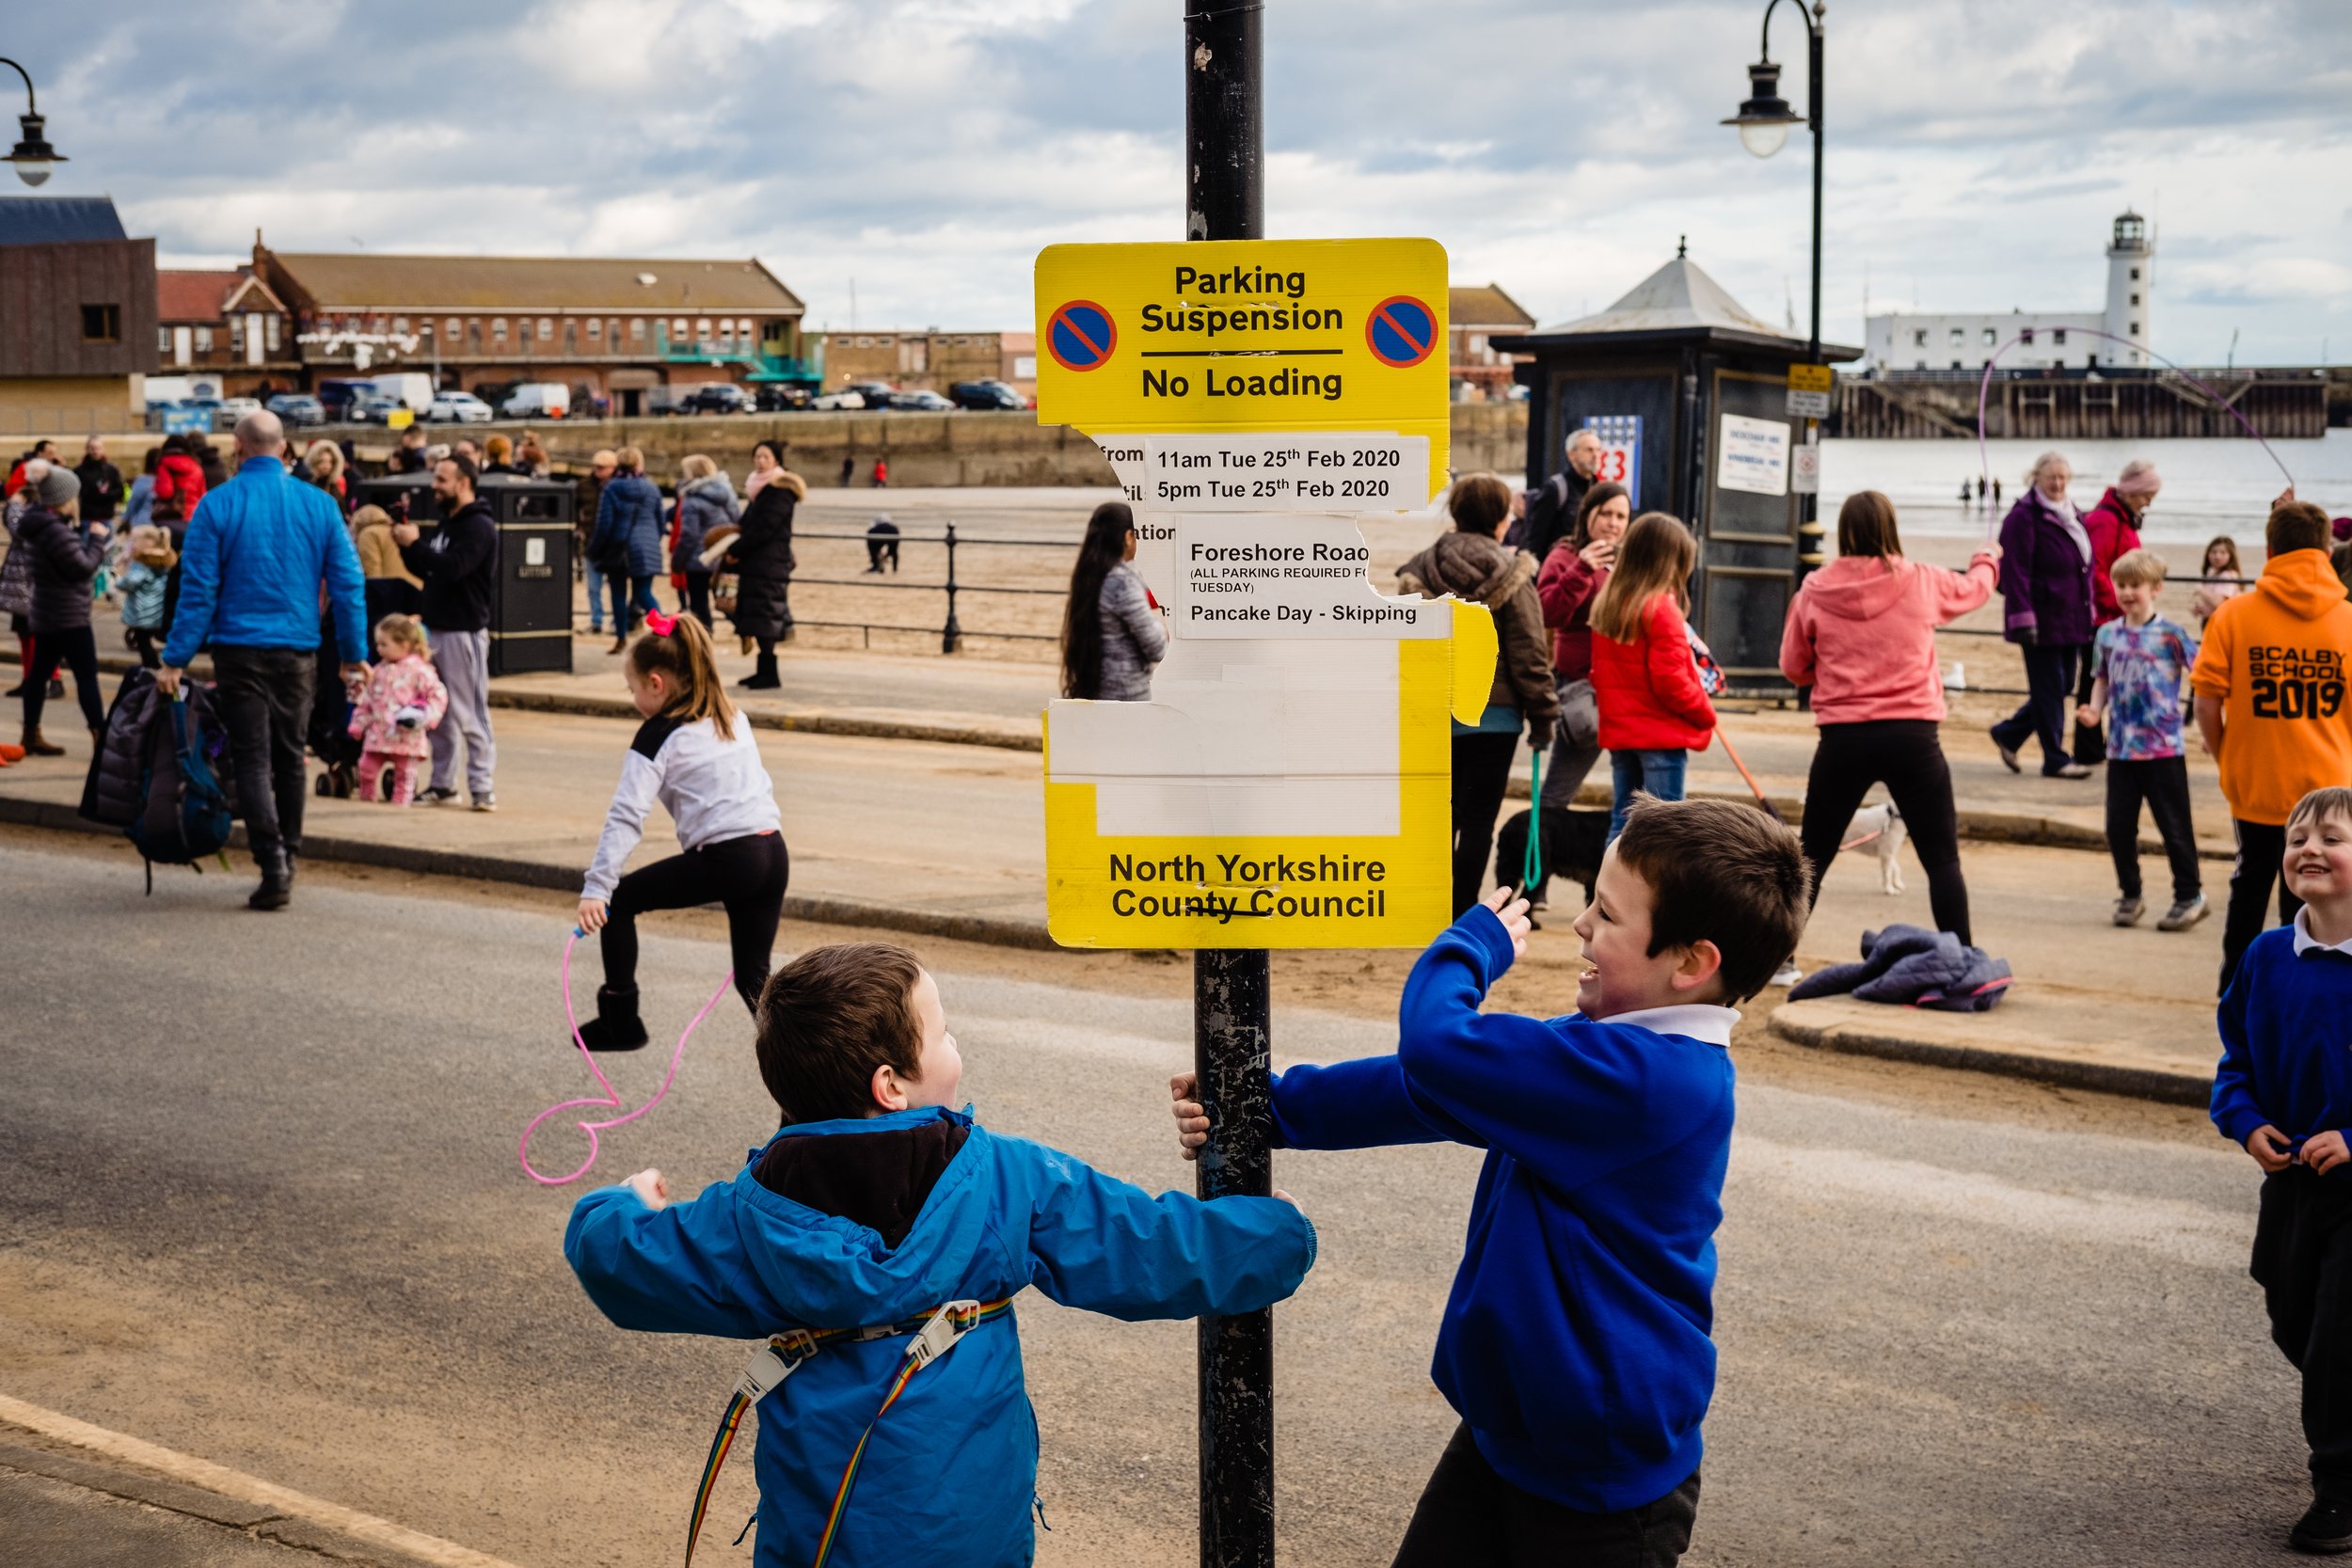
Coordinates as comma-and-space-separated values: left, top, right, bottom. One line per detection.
1929, 572, 2256, 698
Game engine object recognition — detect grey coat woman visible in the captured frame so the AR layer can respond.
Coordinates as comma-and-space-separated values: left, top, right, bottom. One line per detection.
1095, 561, 1167, 702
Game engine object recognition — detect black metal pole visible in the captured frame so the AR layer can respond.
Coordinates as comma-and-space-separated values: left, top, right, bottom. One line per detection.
942, 520, 962, 654
1795, 3, 1827, 583
1184, 5, 1271, 1567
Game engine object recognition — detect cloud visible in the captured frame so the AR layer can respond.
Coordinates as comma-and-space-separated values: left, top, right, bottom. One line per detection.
7, 0, 2348, 363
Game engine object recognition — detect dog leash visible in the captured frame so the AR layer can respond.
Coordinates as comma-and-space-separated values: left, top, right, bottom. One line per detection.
688, 1298, 1017, 1568
1713, 730, 1787, 824
517, 929, 735, 1187
1521, 747, 1544, 892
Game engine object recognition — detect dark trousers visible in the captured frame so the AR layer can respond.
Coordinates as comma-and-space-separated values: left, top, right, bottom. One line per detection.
2222, 817, 2302, 995
681, 573, 714, 630
602, 831, 789, 1013
2106, 755, 2201, 904
2253, 1168, 2352, 1497
1799, 719, 1971, 945
1991, 641, 2084, 773
22, 625, 103, 734
212, 646, 317, 871
126, 627, 161, 669
1392, 1424, 1699, 1568
1452, 730, 1521, 917
606, 573, 659, 637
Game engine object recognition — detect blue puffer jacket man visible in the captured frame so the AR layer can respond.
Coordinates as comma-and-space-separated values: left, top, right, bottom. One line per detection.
565, 1105, 1315, 1568
589, 470, 664, 578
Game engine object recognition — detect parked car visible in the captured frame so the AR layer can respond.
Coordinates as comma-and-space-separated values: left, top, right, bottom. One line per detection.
316, 380, 372, 421
213, 396, 262, 429
845, 380, 898, 406
267, 393, 326, 428
949, 381, 1026, 411
425, 390, 495, 423
808, 388, 866, 411
347, 392, 405, 425
685, 383, 755, 416
755, 384, 811, 412
886, 389, 955, 413
501, 382, 569, 420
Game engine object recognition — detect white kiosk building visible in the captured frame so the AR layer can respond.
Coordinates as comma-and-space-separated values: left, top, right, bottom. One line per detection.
1863, 212, 2153, 372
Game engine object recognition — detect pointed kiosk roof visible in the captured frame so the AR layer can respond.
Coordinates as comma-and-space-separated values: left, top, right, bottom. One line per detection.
1494, 248, 1860, 361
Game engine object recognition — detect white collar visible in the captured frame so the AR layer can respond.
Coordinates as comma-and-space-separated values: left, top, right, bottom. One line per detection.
2291, 907, 2352, 958
1582, 1003, 1740, 1046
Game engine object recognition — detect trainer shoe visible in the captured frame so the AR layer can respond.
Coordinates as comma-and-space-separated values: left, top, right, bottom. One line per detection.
469, 793, 497, 813
2046, 762, 2094, 779
2291, 1495, 2352, 1554
2159, 895, 2210, 932
416, 786, 459, 806
1993, 736, 2022, 773
2113, 897, 2144, 927
1769, 958, 1804, 988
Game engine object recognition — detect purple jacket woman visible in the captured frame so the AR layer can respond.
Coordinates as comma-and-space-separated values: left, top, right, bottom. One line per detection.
1989, 454, 2096, 779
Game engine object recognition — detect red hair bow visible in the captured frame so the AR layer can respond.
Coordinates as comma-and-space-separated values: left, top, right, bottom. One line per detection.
644, 609, 677, 636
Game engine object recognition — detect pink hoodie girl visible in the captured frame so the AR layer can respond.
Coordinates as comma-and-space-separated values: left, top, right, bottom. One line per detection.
1779, 552, 1998, 723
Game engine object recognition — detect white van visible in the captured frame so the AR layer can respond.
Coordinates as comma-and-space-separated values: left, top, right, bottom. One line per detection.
366, 372, 436, 412
501, 382, 570, 420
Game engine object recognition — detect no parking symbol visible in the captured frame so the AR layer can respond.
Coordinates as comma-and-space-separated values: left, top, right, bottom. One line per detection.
1366, 295, 1436, 369
1047, 300, 1118, 372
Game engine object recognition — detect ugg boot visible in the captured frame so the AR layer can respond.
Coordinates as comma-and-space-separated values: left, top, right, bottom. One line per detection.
575, 985, 649, 1053
739, 649, 780, 689
21, 728, 62, 757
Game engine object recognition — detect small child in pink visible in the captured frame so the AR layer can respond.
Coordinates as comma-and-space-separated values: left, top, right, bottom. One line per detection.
348, 613, 447, 805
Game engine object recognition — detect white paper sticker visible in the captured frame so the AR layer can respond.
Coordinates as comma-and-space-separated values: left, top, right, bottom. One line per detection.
525, 536, 547, 566
1169, 515, 1441, 639
1791, 444, 1820, 495
1101, 433, 1432, 514
1717, 413, 1790, 497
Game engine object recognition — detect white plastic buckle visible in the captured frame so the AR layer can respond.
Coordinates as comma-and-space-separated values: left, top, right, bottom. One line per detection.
903, 1300, 981, 1371
735, 1330, 820, 1402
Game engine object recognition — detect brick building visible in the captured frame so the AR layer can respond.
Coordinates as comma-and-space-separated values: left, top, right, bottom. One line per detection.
251, 239, 809, 416
1449, 282, 1535, 402
0, 196, 156, 415
809, 329, 1003, 394
156, 265, 300, 395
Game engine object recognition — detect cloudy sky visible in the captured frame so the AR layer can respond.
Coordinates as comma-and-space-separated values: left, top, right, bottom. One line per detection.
11, 0, 2348, 365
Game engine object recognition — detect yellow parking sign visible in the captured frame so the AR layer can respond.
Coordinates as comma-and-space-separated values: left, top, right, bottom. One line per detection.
1035, 238, 1451, 480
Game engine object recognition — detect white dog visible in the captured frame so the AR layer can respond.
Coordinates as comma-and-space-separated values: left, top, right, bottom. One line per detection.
1838, 801, 1909, 895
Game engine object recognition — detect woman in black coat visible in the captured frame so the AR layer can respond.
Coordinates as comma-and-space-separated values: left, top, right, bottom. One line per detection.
730, 442, 803, 689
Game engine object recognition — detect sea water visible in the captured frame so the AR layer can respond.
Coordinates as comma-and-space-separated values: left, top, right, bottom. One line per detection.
1820, 427, 2351, 545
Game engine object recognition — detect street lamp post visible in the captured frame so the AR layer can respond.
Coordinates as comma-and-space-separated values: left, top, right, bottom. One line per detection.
0, 57, 66, 187
1723, 0, 1824, 579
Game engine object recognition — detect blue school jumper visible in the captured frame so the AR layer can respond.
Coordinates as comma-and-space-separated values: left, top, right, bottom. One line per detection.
565, 1106, 1314, 1567
1268, 906, 1736, 1513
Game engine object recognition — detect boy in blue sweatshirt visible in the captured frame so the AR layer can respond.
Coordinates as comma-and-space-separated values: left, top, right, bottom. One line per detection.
564, 942, 1316, 1568
2211, 785, 2352, 1555
1174, 796, 1808, 1565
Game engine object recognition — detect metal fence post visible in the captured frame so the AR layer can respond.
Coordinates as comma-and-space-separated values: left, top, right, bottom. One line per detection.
941, 520, 963, 654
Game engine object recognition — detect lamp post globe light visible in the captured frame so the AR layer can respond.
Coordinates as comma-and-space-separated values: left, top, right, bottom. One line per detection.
1, 57, 66, 187
1720, 0, 1822, 358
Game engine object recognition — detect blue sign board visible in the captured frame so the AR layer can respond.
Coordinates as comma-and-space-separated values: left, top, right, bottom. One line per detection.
1582, 415, 1642, 509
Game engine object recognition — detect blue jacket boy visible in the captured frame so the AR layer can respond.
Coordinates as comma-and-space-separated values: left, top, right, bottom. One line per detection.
566, 943, 1315, 1568
1267, 905, 1735, 1513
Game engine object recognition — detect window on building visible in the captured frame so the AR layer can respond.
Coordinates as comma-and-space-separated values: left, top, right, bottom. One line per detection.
695, 318, 712, 341
519, 319, 533, 344
265, 314, 280, 352
194, 325, 214, 354
877, 335, 894, 346
1982, 327, 1997, 346
446, 316, 462, 339
1913, 328, 1928, 347
157, 326, 172, 355
1951, 360, 1963, 370
538, 318, 554, 340
493, 317, 508, 341
587, 318, 602, 340
2020, 327, 2035, 345
1915, 360, 1929, 370
2129, 321, 2139, 336
393, 317, 408, 334
2130, 293, 2139, 307
673, 318, 689, 339
1948, 327, 1963, 346
630, 318, 646, 342
2052, 328, 2067, 345
2130, 267, 2140, 281
609, 319, 622, 344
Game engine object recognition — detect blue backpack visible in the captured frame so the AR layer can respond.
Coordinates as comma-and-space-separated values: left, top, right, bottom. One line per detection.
82, 669, 238, 892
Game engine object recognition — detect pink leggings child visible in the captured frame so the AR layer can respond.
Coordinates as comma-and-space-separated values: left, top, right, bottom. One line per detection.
359, 749, 421, 805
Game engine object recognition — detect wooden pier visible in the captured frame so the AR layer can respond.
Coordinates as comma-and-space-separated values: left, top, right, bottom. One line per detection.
1835, 370, 2336, 440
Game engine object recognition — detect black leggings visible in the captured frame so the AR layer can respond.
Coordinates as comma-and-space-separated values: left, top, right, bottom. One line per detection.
1799, 719, 1971, 945
682, 573, 714, 630
22, 626, 103, 733
1452, 730, 1521, 917
602, 831, 789, 1013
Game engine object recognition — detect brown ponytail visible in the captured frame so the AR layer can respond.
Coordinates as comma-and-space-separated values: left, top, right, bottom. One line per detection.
626, 613, 738, 740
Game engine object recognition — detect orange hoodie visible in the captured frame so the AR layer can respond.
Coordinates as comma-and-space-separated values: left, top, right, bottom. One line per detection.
2189, 548, 2352, 825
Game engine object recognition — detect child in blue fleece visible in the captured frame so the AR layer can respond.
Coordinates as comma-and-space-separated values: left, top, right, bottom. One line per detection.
1175, 796, 1808, 1566
565, 942, 1315, 1568
2211, 785, 2352, 1555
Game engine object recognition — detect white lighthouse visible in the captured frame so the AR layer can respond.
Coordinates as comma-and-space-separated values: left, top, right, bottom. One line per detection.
2104, 210, 2153, 368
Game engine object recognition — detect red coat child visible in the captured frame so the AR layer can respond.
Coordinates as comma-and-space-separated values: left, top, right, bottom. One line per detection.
1589, 592, 1716, 752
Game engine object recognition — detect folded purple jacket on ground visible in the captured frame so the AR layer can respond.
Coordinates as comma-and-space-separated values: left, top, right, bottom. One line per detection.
1788, 923, 2014, 1012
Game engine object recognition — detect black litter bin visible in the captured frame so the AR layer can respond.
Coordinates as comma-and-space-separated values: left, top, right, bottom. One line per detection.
352, 471, 576, 676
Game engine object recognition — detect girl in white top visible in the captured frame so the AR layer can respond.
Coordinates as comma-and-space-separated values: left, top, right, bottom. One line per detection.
574, 609, 786, 1051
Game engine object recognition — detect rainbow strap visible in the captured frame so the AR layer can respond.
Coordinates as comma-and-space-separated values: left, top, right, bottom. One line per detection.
685, 1297, 1016, 1568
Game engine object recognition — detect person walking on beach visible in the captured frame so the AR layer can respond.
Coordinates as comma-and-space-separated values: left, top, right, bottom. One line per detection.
670, 454, 738, 631
730, 441, 803, 690
588, 447, 663, 650
1060, 500, 1167, 705
1990, 451, 2096, 780
1780, 490, 1996, 944
159, 411, 369, 911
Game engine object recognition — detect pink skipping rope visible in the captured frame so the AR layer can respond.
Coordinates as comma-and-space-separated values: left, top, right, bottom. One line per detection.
518, 929, 736, 1187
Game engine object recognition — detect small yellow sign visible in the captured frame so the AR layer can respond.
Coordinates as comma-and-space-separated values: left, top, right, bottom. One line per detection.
1035, 238, 1450, 483
1787, 363, 1833, 392
387, 407, 415, 430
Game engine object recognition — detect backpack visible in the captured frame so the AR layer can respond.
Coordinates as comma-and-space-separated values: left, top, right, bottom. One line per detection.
81, 668, 240, 892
